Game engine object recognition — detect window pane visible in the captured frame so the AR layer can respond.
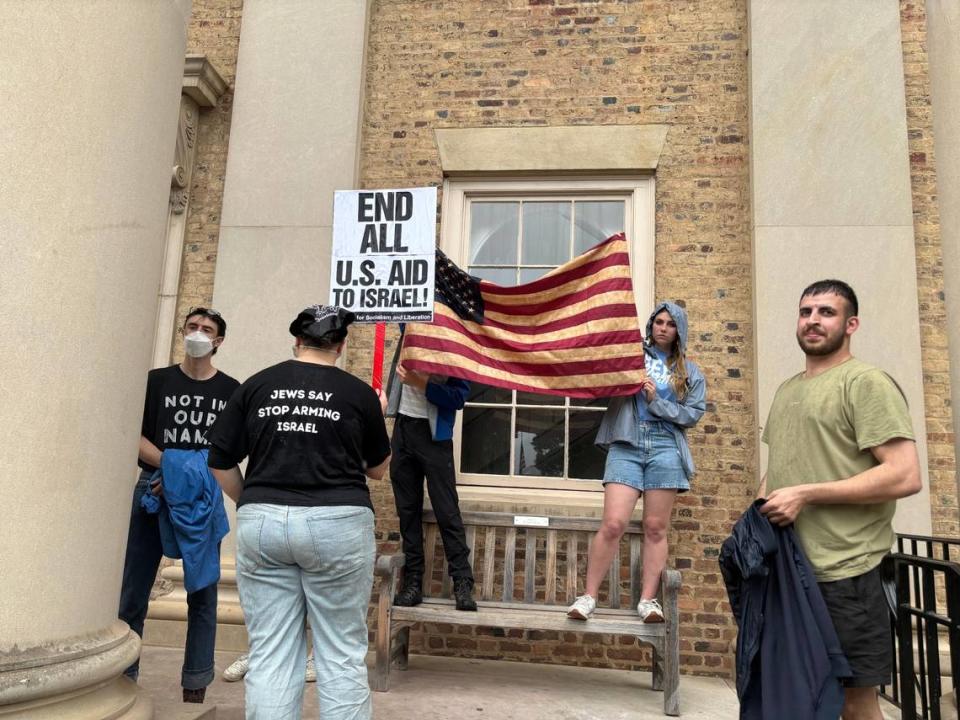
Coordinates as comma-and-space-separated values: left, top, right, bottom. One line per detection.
471, 202, 519, 265
468, 266, 516, 286
570, 396, 610, 408
516, 390, 563, 406
461, 406, 511, 474
467, 382, 511, 404
459, 192, 636, 486
515, 408, 565, 477
518, 267, 551, 284
568, 410, 607, 480
522, 202, 570, 265
574, 201, 624, 255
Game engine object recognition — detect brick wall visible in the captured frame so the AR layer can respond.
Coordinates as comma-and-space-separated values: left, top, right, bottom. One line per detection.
899, 0, 959, 538
353, 0, 755, 678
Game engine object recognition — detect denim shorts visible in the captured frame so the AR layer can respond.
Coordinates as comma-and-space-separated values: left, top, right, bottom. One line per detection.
602, 421, 689, 493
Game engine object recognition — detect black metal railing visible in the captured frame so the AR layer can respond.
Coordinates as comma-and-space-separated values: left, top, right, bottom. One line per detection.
897, 534, 960, 565
880, 543, 960, 720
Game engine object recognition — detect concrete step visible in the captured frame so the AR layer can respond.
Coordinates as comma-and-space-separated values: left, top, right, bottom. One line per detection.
158, 707, 217, 720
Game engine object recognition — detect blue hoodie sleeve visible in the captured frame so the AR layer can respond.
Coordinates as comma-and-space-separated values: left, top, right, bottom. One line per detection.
646, 362, 706, 428
424, 377, 470, 411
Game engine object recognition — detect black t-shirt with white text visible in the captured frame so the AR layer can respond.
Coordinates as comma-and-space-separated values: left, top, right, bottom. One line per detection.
139, 365, 241, 472
206, 360, 390, 510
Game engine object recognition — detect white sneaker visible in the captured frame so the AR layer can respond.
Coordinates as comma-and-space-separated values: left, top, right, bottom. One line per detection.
637, 598, 664, 623
305, 652, 316, 683
567, 594, 596, 620
222, 653, 249, 682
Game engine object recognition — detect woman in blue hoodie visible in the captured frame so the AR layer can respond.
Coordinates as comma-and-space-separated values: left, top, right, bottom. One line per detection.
568, 301, 706, 622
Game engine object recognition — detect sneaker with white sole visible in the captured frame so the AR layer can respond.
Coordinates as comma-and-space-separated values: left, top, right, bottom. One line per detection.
567, 594, 597, 620
222, 653, 249, 682
637, 598, 664, 623
305, 652, 316, 683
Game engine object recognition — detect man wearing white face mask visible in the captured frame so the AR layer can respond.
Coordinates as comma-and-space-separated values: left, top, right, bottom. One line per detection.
118, 307, 240, 704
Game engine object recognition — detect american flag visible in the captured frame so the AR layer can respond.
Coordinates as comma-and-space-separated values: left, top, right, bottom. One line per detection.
400, 233, 647, 399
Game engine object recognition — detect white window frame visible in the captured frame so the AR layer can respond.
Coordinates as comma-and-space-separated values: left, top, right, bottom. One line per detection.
439, 176, 656, 495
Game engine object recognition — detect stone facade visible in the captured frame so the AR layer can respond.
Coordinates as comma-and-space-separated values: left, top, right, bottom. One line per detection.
174, 0, 958, 679
174, 0, 245, 357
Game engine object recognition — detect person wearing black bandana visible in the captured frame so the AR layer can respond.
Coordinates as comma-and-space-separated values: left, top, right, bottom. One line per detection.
207, 305, 390, 720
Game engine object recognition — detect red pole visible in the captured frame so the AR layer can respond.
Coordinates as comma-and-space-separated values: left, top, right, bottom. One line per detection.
371, 322, 386, 391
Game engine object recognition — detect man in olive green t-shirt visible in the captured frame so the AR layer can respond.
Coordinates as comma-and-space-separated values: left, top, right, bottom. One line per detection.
758, 279, 921, 720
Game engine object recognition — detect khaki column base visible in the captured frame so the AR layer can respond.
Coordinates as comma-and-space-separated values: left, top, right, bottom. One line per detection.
0, 677, 152, 720
0, 620, 148, 718
145, 562, 249, 653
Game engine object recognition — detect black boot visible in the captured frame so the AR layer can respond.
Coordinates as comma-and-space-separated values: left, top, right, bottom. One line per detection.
453, 577, 477, 611
183, 688, 206, 703
393, 574, 423, 607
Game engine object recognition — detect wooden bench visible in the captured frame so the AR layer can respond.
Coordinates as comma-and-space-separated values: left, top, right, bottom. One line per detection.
372, 510, 681, 716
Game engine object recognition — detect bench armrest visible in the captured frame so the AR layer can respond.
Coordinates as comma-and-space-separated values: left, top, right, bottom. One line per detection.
375, 553, 405, 579
660, 566, 682, 596
659, 565, 681, 626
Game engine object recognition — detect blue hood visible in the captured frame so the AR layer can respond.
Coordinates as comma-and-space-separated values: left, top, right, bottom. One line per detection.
645, 301, 689, 352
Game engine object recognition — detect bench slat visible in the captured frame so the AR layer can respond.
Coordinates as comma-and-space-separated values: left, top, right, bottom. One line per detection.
419, 511, 645, 611
565, 532, 578, 603
545, 529, 557, 604
466, 524, 477, 562
424, 524, 438, 595
630, 535, 643, 609
482, 526, 497, 601
502, 528, 516, 602
608, 542, 621, 609
524, 531, 537, 602
391, 601, 667, 639
467, 525, 477, 592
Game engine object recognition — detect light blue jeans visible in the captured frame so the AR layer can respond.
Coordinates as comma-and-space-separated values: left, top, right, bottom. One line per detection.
236, 503, 375, 720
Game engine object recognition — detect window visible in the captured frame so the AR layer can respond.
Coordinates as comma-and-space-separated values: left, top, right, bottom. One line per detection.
441, 178, 655, 493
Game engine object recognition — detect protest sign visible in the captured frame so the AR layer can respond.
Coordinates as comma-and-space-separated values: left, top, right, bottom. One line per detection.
329, 187, 436, 322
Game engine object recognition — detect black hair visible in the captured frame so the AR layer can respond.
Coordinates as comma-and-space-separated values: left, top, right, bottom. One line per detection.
298, 328, 348, 352
800, 279, 859, 318
184, 308, 226, 355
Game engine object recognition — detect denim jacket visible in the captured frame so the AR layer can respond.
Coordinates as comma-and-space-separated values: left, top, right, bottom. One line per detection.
594, 302, 707, 480
140, 448, 229, 593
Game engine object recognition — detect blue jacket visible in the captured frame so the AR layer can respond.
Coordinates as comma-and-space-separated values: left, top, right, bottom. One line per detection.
387, 374, 469, 442
140, 448, 229, 592
719, 502, 850, 720
595, 301, 707, 479
388, 325, 469, 441
421, 377, 469, 441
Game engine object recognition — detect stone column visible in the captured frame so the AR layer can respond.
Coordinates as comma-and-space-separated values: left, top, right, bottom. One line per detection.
747, 0, 932, 533
0, 2, 191, 718
206, 0, 372, 648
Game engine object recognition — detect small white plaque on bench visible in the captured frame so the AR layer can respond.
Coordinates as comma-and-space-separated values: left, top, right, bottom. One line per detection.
513, 515, 549, 527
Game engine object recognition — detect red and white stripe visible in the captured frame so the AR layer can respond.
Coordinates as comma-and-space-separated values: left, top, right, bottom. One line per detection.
401, 233, 647, 398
